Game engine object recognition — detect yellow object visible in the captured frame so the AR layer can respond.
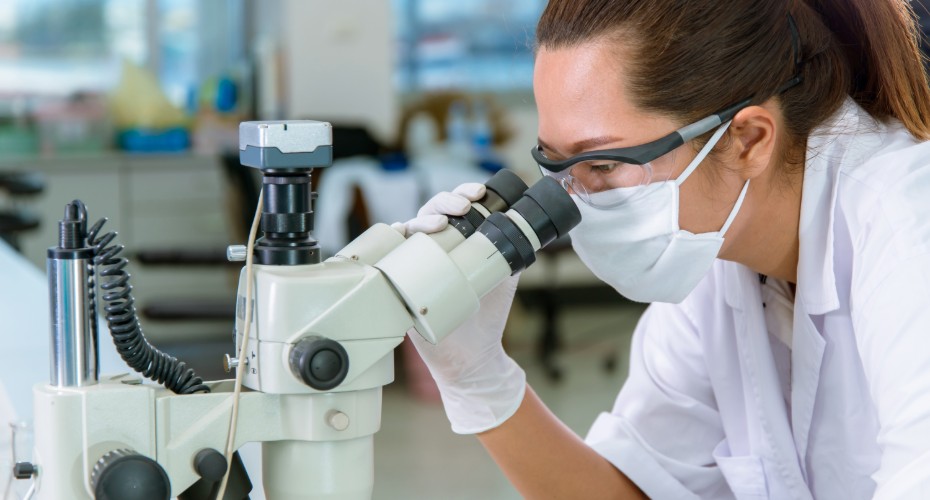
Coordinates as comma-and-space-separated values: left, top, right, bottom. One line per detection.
111, 61, 188, 129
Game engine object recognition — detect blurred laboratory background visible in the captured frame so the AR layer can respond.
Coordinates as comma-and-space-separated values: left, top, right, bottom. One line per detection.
0, 1, 645, 498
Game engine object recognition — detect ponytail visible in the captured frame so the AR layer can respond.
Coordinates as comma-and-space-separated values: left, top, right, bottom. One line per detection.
806, 0, 930, 139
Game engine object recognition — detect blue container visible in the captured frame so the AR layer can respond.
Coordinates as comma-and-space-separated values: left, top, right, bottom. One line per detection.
118, 128, 190, 152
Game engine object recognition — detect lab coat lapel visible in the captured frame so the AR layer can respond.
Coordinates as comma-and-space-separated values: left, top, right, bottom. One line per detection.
724, 265, 789, 440
725, 263, 812, 498
789, 150, 832, 478
790, 304, 825, 478
789, 101, 867, 472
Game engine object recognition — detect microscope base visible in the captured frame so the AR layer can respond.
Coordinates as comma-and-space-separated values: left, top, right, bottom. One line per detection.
32, 376, 382, 499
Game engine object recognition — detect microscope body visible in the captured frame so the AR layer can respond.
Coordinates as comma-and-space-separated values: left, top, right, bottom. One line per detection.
26, 120, 580, 499
235, 217, 519, 497
236, 252, 412, 499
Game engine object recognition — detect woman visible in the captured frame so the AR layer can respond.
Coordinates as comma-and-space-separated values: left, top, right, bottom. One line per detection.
392, 1, 930, 498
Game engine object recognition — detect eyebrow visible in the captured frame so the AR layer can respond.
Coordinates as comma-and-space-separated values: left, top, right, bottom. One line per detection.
536, 135, 624, 158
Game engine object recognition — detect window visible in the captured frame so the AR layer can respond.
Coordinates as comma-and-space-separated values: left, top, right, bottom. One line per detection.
392, 0, 545, 93
0, 0, 146, 95
0, 0, 245, 104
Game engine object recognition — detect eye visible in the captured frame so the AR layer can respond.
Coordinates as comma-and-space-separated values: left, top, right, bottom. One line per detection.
588, 162, 619, 173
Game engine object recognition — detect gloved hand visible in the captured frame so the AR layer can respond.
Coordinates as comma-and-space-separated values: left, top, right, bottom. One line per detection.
390, 183, 486, 237
395, 184, 527, 435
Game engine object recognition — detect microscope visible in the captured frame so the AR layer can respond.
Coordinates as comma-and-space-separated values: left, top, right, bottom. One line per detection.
13, 120, 580, 499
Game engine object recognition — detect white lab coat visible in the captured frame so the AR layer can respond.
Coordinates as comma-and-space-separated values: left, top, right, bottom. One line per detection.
584, 99, 930, 499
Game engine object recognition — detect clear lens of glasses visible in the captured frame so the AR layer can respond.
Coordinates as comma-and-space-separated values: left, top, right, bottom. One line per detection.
537, 149, 679, 208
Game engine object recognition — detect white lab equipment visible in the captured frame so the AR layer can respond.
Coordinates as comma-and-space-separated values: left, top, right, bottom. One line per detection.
584, 100, 930, 499
15, 120, 580, 499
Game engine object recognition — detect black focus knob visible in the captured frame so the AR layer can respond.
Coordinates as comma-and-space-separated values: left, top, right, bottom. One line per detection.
289, 336, 350, 390
91, 449, 170, 500
193, 448, 227, 483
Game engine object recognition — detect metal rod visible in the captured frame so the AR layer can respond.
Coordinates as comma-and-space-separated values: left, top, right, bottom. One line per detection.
47, 255, 97, 387
47, 201, 98, 387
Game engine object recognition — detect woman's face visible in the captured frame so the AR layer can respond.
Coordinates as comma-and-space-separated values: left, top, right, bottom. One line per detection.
533, 40, 751, 240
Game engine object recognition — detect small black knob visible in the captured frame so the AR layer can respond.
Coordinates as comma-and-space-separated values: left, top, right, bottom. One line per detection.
289, 336, 350, 390
194, 449, 227, 483
92, 449, 170, 500
13, 462, 35, 479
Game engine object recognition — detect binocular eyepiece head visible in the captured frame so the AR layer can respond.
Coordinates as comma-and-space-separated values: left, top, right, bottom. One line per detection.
236, 121, 583, 271
477, 176, 581, 275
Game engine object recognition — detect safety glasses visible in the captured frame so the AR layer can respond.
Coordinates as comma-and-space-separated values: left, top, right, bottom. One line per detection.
532, 98, 753, 208
535, 15, 803, 209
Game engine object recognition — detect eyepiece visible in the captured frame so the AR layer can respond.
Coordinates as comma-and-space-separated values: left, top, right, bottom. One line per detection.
448, 169, 529, 239
511, 177, 581, 248
476, 177, 581, 275
477, 212, 537, 275
482, 169, 529, 213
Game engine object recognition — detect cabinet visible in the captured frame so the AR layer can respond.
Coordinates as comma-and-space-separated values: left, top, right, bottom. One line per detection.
6, 153, 239, 343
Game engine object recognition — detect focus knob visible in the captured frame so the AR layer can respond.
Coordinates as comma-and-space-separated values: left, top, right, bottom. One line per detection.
91, 449, 170, 500
289, 336, 349, 390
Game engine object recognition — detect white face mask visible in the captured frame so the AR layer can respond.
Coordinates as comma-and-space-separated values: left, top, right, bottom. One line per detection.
570, 122, 749, 303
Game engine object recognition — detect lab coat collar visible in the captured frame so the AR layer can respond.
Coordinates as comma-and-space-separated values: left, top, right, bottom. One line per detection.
795, 99, 879, 315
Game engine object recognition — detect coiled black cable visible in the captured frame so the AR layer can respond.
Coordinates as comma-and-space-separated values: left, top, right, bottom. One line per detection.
86, 217, 210, 394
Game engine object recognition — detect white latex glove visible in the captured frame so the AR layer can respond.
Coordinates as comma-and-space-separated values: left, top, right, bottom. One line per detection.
395, 184, 527, 434
390, 183, 486, 237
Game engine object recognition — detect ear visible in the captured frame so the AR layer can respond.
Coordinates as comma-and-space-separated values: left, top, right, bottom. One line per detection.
728, 104, 778, 181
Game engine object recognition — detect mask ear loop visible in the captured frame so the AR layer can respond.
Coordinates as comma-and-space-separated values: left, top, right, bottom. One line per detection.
671, 119, 747, 237
674, 121, 732, 187
718, 179, 750, 237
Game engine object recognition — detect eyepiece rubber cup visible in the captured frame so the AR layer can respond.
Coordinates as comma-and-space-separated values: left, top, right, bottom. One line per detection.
483, 169, 529, 211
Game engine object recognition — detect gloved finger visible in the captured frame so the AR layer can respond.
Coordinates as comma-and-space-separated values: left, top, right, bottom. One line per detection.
451, 183, 486, 202
390, 221, 407, 236
418, 191, 471, 217
403, 214, 449, 235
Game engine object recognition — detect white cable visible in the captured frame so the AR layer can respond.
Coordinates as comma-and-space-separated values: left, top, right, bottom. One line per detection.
20, 481, 35, 500
216, 188, 263, 499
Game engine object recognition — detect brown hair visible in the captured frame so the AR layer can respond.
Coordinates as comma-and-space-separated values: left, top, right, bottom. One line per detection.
537, 0, 930, 161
